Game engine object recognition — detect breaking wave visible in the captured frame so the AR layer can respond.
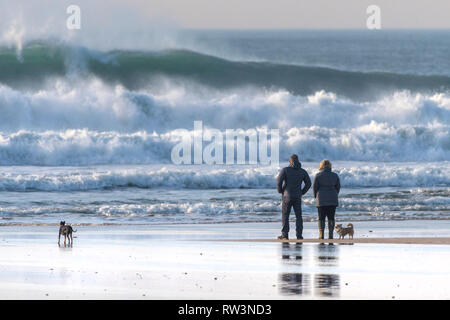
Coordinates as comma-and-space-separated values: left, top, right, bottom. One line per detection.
0, 77, 449, 164
1, 42, 450, 100
1, 41, 449, 165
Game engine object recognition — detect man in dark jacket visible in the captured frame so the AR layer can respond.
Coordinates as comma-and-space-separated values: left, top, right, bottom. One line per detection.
276, 154, 311, 240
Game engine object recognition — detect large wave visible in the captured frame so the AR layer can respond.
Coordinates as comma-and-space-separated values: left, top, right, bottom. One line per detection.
1, 42, 450, 100
1, 42, 449, 165
0, 76, 449, 164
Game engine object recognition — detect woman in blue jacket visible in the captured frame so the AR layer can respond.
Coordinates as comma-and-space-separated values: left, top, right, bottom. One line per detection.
313, 160, 341, 239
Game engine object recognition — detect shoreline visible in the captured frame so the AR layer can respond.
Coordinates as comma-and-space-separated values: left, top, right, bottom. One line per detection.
206, 237, 450, 245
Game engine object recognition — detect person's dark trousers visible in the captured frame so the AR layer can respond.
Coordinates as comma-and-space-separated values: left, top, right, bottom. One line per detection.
317, 206, 336, 239
282, 197, 303, 239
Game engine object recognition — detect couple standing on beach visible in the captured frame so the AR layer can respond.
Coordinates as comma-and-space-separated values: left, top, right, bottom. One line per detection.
276, 154, 340, 240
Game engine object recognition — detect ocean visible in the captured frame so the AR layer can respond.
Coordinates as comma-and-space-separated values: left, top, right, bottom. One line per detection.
0, 30, 449, 225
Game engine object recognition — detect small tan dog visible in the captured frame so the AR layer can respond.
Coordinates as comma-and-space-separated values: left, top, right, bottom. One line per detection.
335, 223, 354, 239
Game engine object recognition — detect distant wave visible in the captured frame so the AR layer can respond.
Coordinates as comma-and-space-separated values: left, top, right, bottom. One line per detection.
0, 163, 448, 191
1, 42, 450, 100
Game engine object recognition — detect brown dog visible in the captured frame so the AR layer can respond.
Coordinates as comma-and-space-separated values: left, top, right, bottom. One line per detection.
58, 221, 76, 246
335, 223, 354, 239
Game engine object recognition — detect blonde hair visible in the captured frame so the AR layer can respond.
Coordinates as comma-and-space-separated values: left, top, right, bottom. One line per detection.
319, 159, 332, 171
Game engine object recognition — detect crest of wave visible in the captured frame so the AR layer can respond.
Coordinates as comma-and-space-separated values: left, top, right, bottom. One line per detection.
0, 78, 449, 130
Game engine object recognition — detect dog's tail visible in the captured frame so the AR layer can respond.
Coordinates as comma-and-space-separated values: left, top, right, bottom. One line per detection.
347, 223, 354, 228
73, 229, 77, 233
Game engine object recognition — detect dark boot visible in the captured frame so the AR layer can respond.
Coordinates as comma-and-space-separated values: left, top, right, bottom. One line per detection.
328, 219, 335, 239
318, 220, 325, 239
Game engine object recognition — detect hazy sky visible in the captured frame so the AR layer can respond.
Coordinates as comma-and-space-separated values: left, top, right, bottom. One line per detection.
1, 0, 450, 30
146, 0, 450, 29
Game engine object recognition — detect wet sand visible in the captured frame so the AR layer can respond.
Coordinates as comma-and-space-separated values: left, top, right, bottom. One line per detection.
213, 237, 450, 245
0, 220, 450, 299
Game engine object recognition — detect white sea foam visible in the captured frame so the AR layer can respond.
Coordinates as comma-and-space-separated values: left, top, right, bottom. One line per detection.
1, 187, 448, 225
0, 163, 447, 192
0, 79, 449, 164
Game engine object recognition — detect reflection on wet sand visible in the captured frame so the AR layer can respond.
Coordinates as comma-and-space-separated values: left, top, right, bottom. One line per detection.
279, 243, 340, 298
316, 243, 339, 266
281, 242, 303, 263
279, 273, 311, 295
314, 273, 340, 297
